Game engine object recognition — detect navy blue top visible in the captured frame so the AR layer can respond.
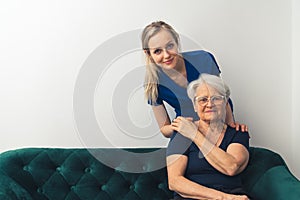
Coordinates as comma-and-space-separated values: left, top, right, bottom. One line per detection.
167, 126, 250, 197
148, 50, 221, 120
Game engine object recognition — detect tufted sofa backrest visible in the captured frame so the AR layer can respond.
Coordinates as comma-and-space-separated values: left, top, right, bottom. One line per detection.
0, 148, 172, 200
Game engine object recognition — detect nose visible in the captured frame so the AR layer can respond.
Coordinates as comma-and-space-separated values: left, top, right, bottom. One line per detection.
206, 99, 214, 107
163, 49, 171, 58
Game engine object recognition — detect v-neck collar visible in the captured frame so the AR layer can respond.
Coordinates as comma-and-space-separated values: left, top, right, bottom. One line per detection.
159, 58, 191, 90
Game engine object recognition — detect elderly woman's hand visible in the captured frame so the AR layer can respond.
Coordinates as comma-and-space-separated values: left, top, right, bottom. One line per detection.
171, 116, 198, 141
225, 194, 250, 200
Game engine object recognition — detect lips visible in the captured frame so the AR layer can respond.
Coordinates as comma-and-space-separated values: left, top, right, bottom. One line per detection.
164, 58, 174, 65
205, 110, 216, 113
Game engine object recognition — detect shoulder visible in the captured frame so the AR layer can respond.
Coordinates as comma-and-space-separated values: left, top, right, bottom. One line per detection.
182, 50, 218, 66
226, 126, 250, 139
182, 50, 221, 75
182, 50, 213, 58
225, 126, 250, 149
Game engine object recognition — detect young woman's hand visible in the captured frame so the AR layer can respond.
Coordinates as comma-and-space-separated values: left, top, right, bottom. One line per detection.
228, 121, 248, 132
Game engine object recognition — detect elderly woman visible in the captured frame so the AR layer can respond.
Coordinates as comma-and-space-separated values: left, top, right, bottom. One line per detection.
167, 73, 250, 200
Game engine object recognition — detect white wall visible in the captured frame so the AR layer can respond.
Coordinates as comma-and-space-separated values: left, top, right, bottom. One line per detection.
0, 0, 298, 178
292, 0, 300, 179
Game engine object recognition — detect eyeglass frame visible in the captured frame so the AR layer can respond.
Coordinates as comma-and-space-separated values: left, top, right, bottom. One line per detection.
194, 95, 226, 107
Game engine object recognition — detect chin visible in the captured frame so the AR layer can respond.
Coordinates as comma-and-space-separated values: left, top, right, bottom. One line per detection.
161, 65, 176, 70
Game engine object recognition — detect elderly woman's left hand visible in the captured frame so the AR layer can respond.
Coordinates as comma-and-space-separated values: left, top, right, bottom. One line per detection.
171, 116, 198, 141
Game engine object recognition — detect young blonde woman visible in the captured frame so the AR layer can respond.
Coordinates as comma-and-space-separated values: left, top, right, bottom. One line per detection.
141, 21, 247, 138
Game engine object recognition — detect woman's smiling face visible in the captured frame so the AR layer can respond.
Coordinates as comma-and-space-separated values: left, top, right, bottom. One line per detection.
147, 29, 180, 70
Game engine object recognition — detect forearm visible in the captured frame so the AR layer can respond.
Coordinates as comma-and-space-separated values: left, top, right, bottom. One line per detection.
151, 105, 174, 138
160, 124, 174, 138
194, 132, 245, 176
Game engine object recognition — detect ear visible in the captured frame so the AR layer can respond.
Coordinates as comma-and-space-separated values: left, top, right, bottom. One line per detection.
194, 103, 198, 112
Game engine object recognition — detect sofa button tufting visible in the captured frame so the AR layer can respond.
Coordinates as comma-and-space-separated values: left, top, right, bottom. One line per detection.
70, 186, 76, 191
37, 188, 43, 193
158, 183, 164, 189
101, 185, 107, 191
85, 168, 91, 173
23, 165, 29, 171
129, 185, 135, 190
56, 166, 61, 171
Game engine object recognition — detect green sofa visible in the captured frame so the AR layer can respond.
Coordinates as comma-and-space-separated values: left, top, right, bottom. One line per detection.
0, 147, 299, 200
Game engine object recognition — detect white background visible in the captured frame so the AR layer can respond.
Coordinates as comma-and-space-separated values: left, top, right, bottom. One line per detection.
0, 0, 299, 179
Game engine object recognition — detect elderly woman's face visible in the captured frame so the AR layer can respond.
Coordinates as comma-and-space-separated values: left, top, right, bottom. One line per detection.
194, 84, 227, 122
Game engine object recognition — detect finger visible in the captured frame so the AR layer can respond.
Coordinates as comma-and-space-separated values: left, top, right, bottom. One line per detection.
172, 118, 179, 123
234, 121, 239, 131
228, 122, 236, 128
175, 116, 184, 121
235, 125, 239, 131
171, 122, 178, 127
173, 116, 182, 122
242, 125, 246, 132
171, 127, 178, 132
170, 123, 178, 131
186, 117, 193, 121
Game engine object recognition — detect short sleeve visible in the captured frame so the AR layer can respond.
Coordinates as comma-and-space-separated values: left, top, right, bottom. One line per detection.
147, 96, 163, 106
207, 52, 221, 76
232, 131, 250, 150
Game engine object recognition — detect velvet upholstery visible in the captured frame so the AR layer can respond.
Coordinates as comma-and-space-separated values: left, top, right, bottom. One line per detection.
0, 147, 299, 200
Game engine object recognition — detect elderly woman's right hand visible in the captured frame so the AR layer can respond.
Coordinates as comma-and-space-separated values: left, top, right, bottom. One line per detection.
225, 194, 250, 200
171, 116, 198, 141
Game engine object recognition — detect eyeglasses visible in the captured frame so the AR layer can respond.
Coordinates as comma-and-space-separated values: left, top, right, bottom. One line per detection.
194, 95, 225, 106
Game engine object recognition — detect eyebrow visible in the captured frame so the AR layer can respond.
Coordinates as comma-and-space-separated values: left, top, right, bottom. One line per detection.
148, 40, 174, 50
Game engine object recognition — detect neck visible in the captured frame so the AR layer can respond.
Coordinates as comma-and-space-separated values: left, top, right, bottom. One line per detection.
162, 57, 187, 88
198, 121, 226, 146
162, 56, 185, 76
198, 120, 226, 136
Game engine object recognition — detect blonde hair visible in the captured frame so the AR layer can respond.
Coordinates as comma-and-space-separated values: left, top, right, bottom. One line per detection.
141, 21, 180, 102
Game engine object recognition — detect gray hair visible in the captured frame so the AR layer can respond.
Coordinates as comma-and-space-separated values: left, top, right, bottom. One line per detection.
187, 73, 230, 105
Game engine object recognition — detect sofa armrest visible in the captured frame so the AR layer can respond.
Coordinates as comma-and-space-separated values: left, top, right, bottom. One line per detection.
0, 190, 11, 200
251, 166, 300, 200
0, 174, 32, 200
241, 147, 300, 200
